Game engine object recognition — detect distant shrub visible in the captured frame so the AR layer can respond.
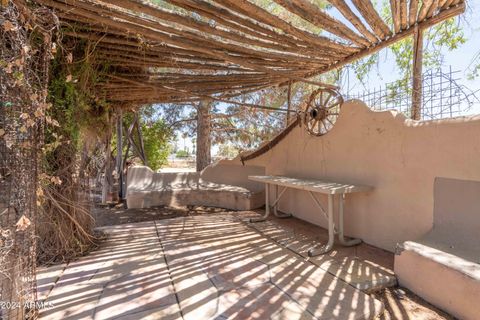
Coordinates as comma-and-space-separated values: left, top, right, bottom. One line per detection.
142, 120, 171, 171
175, 150, 190, 158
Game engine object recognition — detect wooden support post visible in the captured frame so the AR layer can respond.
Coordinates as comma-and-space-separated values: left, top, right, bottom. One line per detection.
125, 116, 145, 165
135, 115, 148, 166
411, 26, 424, 120
102, 124, 113, 204
286, 81, 292, 127
123, 123, 131, 174
116, 108, 124, 199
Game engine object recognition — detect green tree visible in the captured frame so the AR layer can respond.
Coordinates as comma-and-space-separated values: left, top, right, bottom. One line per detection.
146, 0, 468, 160
217, 144, 240, 159
348, 2, 466, 89
141, 120, 171, 171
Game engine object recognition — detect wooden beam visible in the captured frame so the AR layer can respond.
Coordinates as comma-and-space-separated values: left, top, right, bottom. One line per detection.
57, 0, 335, 87
439, 0, 449, 8
300, 3, 465, 81
411, 26, 424, 120
211, 0, 357, 54
273, 0, 371, 47
409, 0, 420, 26
95, 47, 328, 68
327, 0, 378, 43
351, 0, 392, 39
418, 0, 434, 21
441, 0, 456, 9
106, 74, 296, 112
165, 0, 305, 48
36, 0, 466, 106
390, 0, 401, 33
286, 81, 292, 126
100, 0, 326, 56
42, 0, 319, 78
426, 0, 440, 18
399, 0, 408, 30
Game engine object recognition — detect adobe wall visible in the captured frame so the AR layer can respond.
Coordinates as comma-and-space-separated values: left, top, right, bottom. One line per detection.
236, 100, 480, 251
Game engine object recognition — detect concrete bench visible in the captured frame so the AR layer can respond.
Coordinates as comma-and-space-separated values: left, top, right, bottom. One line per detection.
126, 164, 265, 211
395, 177, 480, 319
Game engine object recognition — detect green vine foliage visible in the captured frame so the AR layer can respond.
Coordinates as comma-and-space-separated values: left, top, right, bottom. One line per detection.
37, 40, 113, 262
45, 41, 111, 167
374, 2, 466, 90
346, 2, 467, 93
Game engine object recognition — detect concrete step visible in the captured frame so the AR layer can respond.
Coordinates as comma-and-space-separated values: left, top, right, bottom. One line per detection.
395, 241, 480, 320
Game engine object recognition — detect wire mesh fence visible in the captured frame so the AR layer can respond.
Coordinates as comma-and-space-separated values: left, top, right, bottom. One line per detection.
344, 67, 480, 120
0, 101, 39, 320
1, 2, 56, 319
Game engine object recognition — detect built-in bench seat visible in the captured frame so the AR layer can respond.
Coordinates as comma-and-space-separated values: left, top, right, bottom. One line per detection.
126, 164, 265, 211
395, 177, 480, 320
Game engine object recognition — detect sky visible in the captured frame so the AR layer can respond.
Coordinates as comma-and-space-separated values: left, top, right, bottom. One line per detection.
170, 1, 480, 157
339, 0, 480, 114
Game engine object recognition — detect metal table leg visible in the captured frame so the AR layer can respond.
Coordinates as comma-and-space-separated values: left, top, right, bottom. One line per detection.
308, 194, 335, 256
250, 183, 271, 223
338, 193, 362, 246
308, 191, 337, 233
251, 183, 292, 222
273, 185, 293, 219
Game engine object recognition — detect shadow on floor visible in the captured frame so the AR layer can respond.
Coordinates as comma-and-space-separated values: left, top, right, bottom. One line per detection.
37, 207, 455, 320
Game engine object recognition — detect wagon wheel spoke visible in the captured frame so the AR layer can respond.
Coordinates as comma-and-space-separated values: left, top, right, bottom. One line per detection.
325, 122, 332, 132
323, 92, 333, 107
321, 120, 328, 134
309, 118, 318, 130
327, 99, 342, 109
311, 116, 318, 131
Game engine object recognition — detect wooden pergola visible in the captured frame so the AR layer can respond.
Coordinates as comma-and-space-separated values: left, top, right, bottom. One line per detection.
30, 0, 465, 116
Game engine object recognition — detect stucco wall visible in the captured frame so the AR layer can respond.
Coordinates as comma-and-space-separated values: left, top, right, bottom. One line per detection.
201, 160, 265, 192
238, 100, 480, 251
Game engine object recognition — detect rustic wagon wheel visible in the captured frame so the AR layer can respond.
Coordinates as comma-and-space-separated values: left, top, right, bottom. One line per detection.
303, 88, 343, 136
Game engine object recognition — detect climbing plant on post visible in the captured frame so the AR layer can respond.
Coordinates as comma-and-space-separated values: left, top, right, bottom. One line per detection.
0, 1, 57, 318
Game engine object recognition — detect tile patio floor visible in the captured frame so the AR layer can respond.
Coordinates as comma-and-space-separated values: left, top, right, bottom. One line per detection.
37, 213, 391, 320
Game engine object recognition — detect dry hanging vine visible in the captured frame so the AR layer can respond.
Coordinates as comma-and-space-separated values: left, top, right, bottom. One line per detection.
1, 2, 115, 318
0, 0, 57, 318
37, 32, 113, 264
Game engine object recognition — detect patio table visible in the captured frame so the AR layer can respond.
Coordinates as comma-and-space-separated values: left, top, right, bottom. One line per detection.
248, 175, 373, 256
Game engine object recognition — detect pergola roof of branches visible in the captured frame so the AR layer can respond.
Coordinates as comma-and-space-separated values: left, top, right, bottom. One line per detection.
32, 0, 465, 106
